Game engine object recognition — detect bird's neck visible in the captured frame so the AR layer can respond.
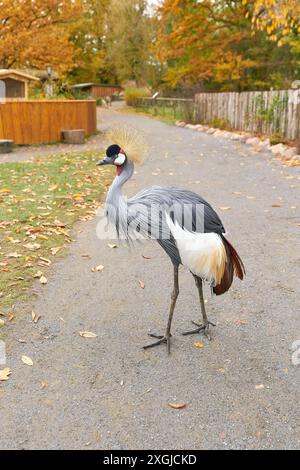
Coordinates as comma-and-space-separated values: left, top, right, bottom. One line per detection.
106, 160, 134, 206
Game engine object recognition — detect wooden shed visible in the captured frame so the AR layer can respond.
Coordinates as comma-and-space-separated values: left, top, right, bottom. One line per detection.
0, 69, 40, 100
71, 83, 123, 99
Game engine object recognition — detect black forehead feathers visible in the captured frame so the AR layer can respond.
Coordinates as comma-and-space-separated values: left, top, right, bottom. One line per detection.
106, 144, 121, 157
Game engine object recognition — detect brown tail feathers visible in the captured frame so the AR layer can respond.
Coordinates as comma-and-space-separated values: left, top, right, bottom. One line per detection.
213, 236, 245, 296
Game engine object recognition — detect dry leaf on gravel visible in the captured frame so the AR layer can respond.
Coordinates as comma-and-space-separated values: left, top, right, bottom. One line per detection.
79, 331, 97, 338
139, 280, 145, 289
31, 310, 41, 324
39, 276, 47, 285
193, 341, 205, 348
33, 271, 43, 279
0, 368, 11, 381
219, 206, 231, 211
168, 403, 186, 409
255, 384, 265, 390
21, 355, 33, 366
50, 247, 61, 255
142, 255, 151, 260
107, 243, 117, 249
91, 264, 104, 272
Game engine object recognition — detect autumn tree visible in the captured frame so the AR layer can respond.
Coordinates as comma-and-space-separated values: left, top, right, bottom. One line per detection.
156, 0, 298, 92
69, 0, 118, 84
105, 0, 156, 85
250, 0, 300, 41
0, 0, 82, 74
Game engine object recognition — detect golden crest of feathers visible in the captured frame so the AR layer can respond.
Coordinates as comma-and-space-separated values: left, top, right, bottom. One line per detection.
106, 124, 148, 164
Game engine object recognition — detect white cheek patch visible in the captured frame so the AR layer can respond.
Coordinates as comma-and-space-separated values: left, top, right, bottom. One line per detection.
114, 153, 126, 166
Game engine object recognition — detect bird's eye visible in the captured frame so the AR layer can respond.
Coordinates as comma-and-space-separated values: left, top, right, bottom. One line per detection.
114, 154, 126, 165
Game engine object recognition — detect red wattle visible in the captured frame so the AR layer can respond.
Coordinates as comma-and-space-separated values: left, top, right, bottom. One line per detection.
116, 165, 123, 176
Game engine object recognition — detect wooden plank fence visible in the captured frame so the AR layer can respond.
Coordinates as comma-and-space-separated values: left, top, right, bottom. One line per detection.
0, 100, 97, 145
194, 89, 300, 140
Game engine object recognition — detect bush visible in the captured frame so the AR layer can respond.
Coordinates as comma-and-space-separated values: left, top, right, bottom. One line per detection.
270, 132, 283, 145
210, 117, 230, 130
124, 87, 150, 106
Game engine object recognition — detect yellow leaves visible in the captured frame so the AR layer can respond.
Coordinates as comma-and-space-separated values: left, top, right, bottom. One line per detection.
168, 403, 186, 409
7, 252, 22, 258
255, 384, 265, 390
193, 341, 205, 349
39, 275, 48, 285
21, 355, 33, 366
23, 242, 41, 251
79, 331, 97, 338
0, 188, 11, 194
0, 368, 11, 381
50, 247, 61, 255
107, 243, 117, 249
91, 264, 104, 272
31, 310, 41, 324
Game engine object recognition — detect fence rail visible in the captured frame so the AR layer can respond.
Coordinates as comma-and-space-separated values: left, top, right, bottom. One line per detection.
195, 89, 300, 140
136, 97, 194, 121
0, 99, 97, 145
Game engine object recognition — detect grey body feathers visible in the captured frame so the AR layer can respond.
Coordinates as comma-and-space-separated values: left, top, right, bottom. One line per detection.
105, 160, 225, 266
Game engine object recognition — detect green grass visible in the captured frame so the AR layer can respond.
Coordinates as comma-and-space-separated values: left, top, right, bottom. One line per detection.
127, 106, 185, 125
0, 151, 113, 317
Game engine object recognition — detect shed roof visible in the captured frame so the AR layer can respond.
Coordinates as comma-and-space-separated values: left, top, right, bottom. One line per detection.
0, 69, 40, 82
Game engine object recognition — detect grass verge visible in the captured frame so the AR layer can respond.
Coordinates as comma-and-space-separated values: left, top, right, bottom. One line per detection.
0, 151, 113, 323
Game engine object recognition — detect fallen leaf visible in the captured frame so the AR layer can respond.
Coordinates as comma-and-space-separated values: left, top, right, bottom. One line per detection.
0, 318, 5, 326
21, 355, 33, 366
40, 276, 47, 285
0, 368, 11, 381
91, 264, 104, 272
168, 403, 186, 409
7, 252, 22, 259
107, 243, 117, 249
50, 247, 61, 255
193, 341, 205, 348
255, 384, 265, 390
23, 242, 41, 251
272, 204, 281, 208
79, 331, 97, 338
139, 280, 145, 289
31, 310, 41, 324
219, 206, 231, 211
142, 255, 151, 260
39, 257, 51, 266
33, 271, 43, 279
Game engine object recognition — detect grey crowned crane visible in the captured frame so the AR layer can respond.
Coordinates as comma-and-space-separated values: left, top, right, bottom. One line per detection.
97, 126, 245, 353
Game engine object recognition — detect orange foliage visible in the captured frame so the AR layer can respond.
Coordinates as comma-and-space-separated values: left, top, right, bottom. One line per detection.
0, 0, 82, 73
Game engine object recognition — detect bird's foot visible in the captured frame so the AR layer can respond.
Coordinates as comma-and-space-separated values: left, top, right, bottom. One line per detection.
143, 332, 172, 354
182, 320, 215, 340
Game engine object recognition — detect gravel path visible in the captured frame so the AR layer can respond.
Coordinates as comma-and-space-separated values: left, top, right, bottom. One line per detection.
1, 108, 300, 450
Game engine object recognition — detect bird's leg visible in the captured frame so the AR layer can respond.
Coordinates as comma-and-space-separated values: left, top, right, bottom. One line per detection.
182, 275, 215, 340
143, 264, 179, 354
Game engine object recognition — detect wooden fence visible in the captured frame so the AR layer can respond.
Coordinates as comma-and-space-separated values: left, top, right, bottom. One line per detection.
195, 89, 300, 140
0, 100, 97, 145
136, 97, 195, 121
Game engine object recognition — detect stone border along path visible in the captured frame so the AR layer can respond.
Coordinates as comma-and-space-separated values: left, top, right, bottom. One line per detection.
175, 121, 300, 165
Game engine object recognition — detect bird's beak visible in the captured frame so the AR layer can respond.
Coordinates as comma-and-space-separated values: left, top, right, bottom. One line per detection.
96, 155, 114, 166
96, 160, 108, 166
